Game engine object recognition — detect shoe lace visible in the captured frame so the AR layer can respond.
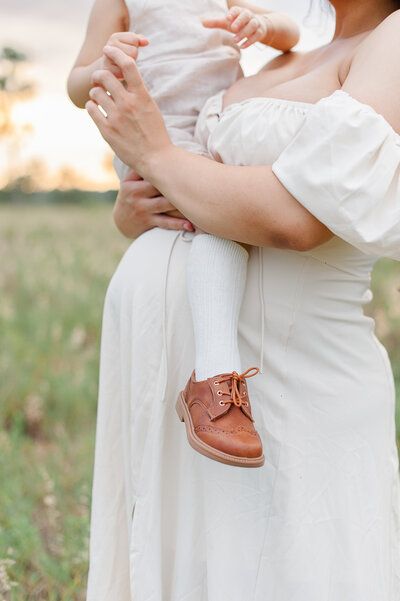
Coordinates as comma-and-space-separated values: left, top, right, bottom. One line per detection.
215, 367, 259, 408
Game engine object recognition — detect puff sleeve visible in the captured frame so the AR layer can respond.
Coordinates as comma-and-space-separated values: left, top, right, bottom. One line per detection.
272, 90, 400, 260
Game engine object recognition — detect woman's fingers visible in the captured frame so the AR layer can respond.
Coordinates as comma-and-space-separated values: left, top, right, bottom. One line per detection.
122, 178, 160, 200
230, 9, 252, 33
153, 214, 194, 231
122, 170, 143, 183
115, 174, 194, 235
86, 99, 108, 129
91, 69, 123, 99
89, 86, 114, 115
103, 46, 143, 92
149, 196, 180, 214
234, 18, 259, 44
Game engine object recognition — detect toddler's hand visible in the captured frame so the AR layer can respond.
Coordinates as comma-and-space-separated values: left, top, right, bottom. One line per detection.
100, 32, 149, 79
202, 6, 271, 49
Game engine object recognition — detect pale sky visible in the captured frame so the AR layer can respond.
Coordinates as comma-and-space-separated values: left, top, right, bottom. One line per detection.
0, 0, 334, 190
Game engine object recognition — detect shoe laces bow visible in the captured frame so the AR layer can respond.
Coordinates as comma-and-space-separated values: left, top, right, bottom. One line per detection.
215, 367, 259, 408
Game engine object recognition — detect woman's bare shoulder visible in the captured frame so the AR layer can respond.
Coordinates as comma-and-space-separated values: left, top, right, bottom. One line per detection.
342, 10, 400, 132
356, 8, 400, 50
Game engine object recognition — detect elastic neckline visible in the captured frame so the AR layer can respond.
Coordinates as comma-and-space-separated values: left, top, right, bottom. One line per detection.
221, 95, 316, 116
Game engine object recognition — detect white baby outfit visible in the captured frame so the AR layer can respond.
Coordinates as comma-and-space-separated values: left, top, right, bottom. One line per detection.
87, 90, 400, 600
114, 0, 242, 179
114, 0, 249, 382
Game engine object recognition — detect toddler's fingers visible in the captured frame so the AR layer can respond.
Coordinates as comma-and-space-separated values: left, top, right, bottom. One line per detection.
226, 6, 241, 22
230, 9, 252, 33
201, 16, 230, 31
114, 40, 142, 60
93, 61, 122, 82
239, 31, 260, 49
234, 18, 259, 44
109, 31, 149, 47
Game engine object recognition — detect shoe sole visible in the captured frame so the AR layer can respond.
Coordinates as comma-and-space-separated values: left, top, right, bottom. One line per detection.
176, 392, 265, 468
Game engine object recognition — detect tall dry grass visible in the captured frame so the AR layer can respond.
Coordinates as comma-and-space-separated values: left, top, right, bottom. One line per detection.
0, 204, 399, 600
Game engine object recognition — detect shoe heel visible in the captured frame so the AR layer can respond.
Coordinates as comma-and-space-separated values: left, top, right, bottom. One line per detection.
175, 394, 185, 423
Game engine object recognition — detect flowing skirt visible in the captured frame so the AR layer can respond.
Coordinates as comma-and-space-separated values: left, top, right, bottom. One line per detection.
86, 227, 400, 601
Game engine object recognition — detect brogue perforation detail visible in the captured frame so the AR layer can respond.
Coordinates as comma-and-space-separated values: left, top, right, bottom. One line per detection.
194, 424, 259, 437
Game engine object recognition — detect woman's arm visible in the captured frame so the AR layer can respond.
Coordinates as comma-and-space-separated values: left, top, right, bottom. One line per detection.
203, 1, 300, 51
146, 150, 331, 250
86, 46, 331, 250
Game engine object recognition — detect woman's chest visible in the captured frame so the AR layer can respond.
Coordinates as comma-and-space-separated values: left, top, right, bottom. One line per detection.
223, 40, 359, 109
224, 59, 339, 110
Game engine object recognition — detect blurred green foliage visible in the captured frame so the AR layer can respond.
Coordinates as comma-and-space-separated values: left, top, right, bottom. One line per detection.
0, 189, 117, 206
0, 200, 398, 600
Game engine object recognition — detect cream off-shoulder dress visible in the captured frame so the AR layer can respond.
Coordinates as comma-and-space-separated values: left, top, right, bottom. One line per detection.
86, 90, 400, 601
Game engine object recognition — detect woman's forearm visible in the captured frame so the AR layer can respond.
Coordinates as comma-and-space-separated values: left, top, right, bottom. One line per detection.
144, 146, 332, 250
87, 49, 330, 250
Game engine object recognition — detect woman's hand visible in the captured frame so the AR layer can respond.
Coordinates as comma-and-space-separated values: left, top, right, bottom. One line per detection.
202, 6, 272, 49
113, 171, 194, 239
86, 46, 173, 177
99, 32, 149, 79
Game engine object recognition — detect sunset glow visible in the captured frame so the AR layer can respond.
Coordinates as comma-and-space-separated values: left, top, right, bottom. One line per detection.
0, 0, 333, 191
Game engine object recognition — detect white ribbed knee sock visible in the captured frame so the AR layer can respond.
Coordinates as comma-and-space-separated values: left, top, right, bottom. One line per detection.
187, 234, 249, 382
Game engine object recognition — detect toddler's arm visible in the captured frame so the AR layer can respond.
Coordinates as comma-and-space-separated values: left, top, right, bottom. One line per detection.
203, 1, 300, 52
67, 0, 148, 108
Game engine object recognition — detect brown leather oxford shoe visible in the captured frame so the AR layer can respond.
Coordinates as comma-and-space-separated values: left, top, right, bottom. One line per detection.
176, 368, 265, 468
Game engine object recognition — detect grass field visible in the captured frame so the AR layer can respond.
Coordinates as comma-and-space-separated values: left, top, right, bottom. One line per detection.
0, 204, 399, 600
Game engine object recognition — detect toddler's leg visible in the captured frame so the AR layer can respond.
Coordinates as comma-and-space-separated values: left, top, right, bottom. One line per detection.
186, 233, 248, 381
178, 234, 264, 468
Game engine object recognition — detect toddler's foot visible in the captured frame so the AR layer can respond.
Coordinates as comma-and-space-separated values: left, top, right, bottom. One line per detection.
176, 368, 264, 468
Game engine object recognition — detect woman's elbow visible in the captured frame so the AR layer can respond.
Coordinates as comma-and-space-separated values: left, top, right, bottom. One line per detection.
268, 221, 333, 252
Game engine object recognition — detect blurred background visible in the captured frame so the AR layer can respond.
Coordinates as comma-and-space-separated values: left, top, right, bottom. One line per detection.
0, 1, 398, 599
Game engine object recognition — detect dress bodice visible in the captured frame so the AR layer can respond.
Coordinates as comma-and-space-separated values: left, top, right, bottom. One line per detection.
195, 91, 377, 277
196, 91, 313, 166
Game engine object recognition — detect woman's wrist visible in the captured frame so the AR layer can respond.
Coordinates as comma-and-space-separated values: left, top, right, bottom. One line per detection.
139, 142, 178, 183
